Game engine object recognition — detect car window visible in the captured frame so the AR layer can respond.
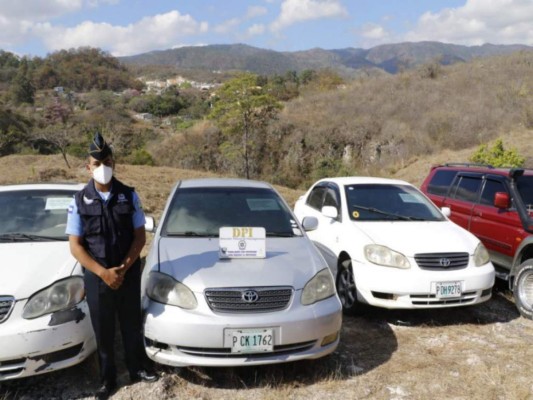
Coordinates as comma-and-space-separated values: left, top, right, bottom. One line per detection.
324, 187, 339, 209
451, 176, 482, 202
0, 190, 74, 239
306, 186, 326, 210
516, 176, 533, 210
480, 179, 506, 206
163, 187, 296, 236
427, 170, 459, 196
344, 184, 445, 221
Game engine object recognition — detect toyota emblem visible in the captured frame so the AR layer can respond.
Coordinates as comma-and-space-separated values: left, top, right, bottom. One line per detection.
242, 290, 259, 303
439, 258, 451, 267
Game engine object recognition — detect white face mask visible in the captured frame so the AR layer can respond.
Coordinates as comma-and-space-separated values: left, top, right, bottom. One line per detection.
92, 164, 113, 185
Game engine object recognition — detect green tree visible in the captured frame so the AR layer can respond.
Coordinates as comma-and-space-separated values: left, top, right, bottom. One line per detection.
0, 106, 31, 155
470, 138, 525, 167
209, 73, 282, 179
10, 58, 35, 105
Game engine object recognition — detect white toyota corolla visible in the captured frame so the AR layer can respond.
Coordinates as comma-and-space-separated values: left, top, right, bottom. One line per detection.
141, 178, 342, 367
0, 184, 96, 381
294, 177, 495, 312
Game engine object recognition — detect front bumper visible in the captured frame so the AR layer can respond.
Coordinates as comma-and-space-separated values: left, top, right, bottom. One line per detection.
352, 259, 495, 309
143, 294, 342, 367
0, 300, 96, 381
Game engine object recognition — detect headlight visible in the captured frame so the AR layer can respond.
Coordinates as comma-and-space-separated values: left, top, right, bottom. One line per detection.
145, 271, 197, 309
364, 244, 411, 269
473, 243, 490, 267
23, 277, 84, 319
301, 268, 336, 305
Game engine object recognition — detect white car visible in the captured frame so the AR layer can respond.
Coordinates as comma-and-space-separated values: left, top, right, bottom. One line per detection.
294, 177, 495, 312
141, 178, 342, 367
0, 184, 96, 381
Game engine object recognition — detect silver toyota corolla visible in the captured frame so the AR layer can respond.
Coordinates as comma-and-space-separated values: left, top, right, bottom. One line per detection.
141, 178, 342, 367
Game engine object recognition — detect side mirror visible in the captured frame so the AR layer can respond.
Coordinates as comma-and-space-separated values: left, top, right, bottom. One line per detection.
144, 216, 156, 233
441, 207, 451, 217
302, 216, 319, 232
321, 206, 338, 219
494, 192, 510, 209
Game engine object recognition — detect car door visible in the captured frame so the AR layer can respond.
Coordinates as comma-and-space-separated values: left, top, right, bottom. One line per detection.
470, 176, 524, 266
442, 173, 482, 231
301, 182, 339, 269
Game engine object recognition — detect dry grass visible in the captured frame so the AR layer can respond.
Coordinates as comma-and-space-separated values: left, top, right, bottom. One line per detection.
1, 155, 533, 400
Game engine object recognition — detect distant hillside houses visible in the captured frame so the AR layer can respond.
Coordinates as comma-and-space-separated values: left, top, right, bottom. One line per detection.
139, 75, 218, 94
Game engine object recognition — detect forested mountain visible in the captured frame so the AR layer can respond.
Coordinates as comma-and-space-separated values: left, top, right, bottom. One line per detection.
120, 41, 533, 75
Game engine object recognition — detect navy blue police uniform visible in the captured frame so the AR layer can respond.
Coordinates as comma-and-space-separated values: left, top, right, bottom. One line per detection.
75, 177, 145, 383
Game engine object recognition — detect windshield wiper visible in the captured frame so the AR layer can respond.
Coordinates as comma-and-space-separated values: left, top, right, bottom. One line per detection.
166, 231, 218, 237
266, 231, 295, 237
351, 204, 414, 221
0, 233, 66, 242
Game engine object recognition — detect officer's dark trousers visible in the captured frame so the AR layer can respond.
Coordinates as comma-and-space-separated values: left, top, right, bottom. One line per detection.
84, 261, 145, 383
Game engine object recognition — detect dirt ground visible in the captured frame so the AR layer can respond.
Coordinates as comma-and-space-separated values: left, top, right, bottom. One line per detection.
1, 154, 533, 399
1, 283, 532, 400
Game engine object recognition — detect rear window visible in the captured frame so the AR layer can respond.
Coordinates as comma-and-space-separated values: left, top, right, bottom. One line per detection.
162, 187, 296, 236
427, 170, 459, 196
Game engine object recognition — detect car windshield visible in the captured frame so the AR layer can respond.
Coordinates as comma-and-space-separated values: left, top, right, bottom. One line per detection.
162, 187, 298, 237
0, 190, 74, 241
516, 176, 533, 211
345, 184, 445, 222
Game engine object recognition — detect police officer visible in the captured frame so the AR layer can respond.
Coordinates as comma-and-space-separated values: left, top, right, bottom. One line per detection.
66, 132, 156, 400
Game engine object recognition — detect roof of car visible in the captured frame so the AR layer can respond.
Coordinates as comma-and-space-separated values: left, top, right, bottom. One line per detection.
0, 182, 85, 192
177, 178, 273, 189
316, 176, 413, 186
432, 164, 533, 176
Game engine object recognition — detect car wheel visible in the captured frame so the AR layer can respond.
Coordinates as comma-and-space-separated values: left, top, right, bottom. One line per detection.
514, 261, 533, 320
336, 259, 359, 315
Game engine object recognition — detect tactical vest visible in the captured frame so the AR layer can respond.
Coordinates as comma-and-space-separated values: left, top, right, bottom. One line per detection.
75, 178, 136, 268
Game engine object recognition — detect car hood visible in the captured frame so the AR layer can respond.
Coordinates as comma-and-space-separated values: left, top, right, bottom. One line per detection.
155, 237, 325, 292
352, 220, 480, 256
0, 242, 78, 299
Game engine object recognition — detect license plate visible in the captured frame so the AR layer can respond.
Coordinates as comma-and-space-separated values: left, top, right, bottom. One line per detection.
435, 281, 462, 298
227, 329, 274, 354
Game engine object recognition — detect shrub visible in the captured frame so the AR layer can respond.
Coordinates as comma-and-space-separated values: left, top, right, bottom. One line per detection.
470, 138, 525, 167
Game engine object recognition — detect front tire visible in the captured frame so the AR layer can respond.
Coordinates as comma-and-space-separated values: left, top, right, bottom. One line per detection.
513, 261, 533, 320
336, 259, 359, 315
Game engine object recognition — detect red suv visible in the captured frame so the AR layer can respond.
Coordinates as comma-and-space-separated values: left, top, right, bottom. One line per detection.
421, 163, 533, 319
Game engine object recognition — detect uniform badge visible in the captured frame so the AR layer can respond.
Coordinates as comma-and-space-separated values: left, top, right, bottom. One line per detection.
83, 196, 94, 205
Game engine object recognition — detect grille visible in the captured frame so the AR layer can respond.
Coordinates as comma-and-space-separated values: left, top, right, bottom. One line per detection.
0, 296, 15, 323
414, 253, 469, 270
410, 291, 477, 306
205, 287, 293, 313
177, 340, 316, 358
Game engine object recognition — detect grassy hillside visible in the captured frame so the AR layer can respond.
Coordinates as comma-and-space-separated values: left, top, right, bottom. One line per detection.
4, 127, 530, 218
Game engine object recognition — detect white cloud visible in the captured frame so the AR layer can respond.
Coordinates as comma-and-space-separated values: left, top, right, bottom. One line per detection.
361, 23, 389, 40
404, 0, 533, 45
214, 18, 240, 34
246, 6, 268, 19
247, 24, 266, 36
87, 0, 120, 6
270, 0, 348, 32
355, 23, 392, 48
0, 0, 82, 21
35, 11, 209, 56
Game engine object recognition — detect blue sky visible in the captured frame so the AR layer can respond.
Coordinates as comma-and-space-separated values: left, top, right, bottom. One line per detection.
1, 0, 532, 57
